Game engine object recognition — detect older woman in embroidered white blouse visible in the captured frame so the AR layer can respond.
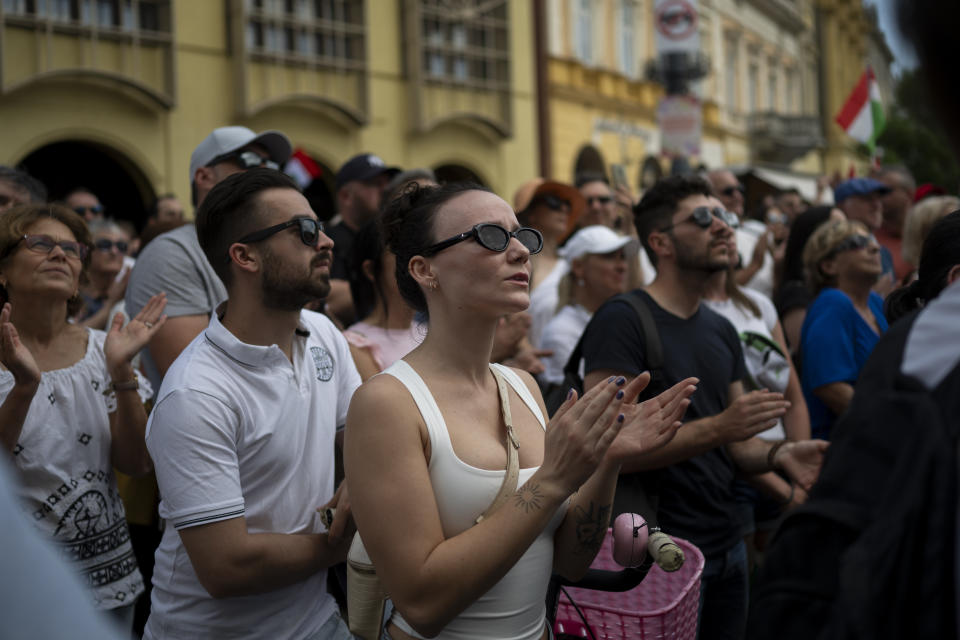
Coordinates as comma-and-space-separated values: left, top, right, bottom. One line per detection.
0, 204, 167, 626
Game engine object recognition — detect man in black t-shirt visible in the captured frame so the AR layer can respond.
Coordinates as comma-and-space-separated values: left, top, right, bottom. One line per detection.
582, 175, 827, 640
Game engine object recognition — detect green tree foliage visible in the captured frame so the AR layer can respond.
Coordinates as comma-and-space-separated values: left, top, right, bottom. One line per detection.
877, 70, 960, 190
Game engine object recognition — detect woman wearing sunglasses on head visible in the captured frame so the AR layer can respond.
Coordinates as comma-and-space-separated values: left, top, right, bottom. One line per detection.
799, 220, 888, 440
345, 183, 697, 640
76, 219, 132, 330
0, 204, 167, 633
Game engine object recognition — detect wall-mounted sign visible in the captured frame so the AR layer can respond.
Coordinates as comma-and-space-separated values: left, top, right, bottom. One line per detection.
654, 0, 700, 56
658, 95, 702, 157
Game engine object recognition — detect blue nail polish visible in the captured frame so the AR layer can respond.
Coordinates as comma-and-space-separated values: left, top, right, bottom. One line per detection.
616, 390, 624, 399
616, 377, 626, 386
608, 376, 615, 383
566, 388, 574, 400
617, 414, 625, 423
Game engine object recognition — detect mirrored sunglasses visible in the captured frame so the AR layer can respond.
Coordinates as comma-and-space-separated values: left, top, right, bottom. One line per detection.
423, 223, 544, 256
661, 206, 738, 232
827, 233, 874, 258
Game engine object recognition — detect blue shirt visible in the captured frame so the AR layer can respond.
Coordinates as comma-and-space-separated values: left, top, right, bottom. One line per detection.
801, 288, 888, 439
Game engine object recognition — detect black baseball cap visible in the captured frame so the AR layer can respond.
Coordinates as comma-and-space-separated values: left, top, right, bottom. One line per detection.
335, 153, 401, 190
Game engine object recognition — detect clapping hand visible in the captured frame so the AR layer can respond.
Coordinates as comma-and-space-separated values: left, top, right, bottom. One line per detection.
606, 374, 698, 463
103, 293, 168, 373
0, 303, 41, 390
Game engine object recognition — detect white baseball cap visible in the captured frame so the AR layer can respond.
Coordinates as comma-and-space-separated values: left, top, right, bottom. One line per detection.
189, 126, 293, 184
558, 225, 639, 262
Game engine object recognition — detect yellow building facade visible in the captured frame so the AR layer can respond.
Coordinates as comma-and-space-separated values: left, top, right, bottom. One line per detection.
546, 0, 876, 195
0, 0, 539, 225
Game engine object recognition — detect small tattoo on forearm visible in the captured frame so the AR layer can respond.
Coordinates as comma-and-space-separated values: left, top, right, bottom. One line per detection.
514, 482, 544, 513
573, 501, 611, 556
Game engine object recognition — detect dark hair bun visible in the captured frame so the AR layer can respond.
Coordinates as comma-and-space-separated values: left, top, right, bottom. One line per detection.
379, 181, 492, 318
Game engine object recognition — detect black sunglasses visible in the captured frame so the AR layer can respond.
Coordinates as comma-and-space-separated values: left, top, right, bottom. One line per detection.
721, 184, 746, 197
93, 239, 129, 254
826, 234, 874, 259
237, 217, 324, 247
207, 150, 280, 171
530, 194, 571, 212
423, 223, 543, 256
73, 205, 104, 216
660, 206, 739, 232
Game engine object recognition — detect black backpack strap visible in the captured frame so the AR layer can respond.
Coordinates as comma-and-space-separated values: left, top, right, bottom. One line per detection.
612, 292, 666, 400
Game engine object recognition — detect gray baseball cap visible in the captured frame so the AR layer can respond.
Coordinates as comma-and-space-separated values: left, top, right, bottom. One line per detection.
189, 126, 292, 184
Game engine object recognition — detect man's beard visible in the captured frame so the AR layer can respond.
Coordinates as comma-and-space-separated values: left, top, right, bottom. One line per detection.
260, 246, 332, 311
674, 235, 730, 274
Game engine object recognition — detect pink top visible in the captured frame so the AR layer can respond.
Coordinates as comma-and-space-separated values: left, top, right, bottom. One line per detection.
343, 321, 425, 371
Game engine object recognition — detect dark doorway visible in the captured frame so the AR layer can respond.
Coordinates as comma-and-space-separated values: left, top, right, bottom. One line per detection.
18, 140, 155, 232
433, 164, 486, 186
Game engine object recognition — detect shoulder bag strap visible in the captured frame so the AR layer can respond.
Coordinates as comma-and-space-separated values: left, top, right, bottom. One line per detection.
475, 368, 521, 524
618, 292, 664, 371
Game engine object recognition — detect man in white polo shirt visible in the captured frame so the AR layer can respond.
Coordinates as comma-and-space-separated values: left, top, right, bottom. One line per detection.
143, 168, 360, 639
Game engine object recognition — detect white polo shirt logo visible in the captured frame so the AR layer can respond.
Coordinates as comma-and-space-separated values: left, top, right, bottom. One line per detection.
311, 346, 335, 381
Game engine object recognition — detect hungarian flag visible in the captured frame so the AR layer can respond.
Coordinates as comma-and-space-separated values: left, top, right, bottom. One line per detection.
835, 67, 886, 151
284, 148, 323, 188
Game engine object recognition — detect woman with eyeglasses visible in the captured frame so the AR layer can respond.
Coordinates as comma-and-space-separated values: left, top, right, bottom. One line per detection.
0, 204, 167, 631
345, 183, 696, 640
76, 219, 131, 330
512, 180, 586, 348
799, 220, 888, 440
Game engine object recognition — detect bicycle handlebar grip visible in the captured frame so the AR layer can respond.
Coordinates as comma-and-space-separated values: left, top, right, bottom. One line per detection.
612, 513, 649, 567
648, 530, 685, 572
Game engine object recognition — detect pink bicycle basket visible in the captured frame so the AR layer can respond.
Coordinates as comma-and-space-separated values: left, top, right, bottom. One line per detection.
555, 531, 704, 640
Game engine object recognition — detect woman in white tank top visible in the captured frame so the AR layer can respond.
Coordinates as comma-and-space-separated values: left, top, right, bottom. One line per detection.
345, 184, 697, 640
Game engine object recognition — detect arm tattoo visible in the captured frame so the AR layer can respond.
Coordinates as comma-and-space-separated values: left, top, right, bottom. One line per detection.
513, 482, 544, 513
572, 501, 611, 556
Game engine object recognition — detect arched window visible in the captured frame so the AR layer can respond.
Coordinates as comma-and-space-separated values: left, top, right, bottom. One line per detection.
573, 145, 607, 183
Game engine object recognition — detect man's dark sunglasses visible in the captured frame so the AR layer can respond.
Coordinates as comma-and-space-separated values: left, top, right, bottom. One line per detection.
207, 150, 279, 171
93, 239, 129, 254
237, 217, 324, 247
586, 195, 613, 205
73, 205, 104, 216
422, 223, 543, 256
721, 184, 746, 197
660, 206, 739, 232
530, 194, 571, 211
826, 233, 874, 259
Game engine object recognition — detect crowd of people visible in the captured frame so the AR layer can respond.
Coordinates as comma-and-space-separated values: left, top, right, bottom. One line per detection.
2, 52, 960, 640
